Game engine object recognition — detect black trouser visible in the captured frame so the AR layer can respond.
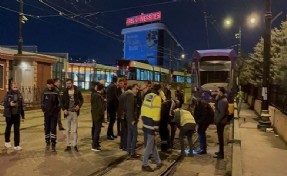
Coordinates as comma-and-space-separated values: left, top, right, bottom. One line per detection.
117, 115, 121, 136
5, 114, 21, 146
197, 123, 209, 151
179, 124, 196, 155
107, 110, 116, 137
120, 118, 127, 149
159, 119, 170, 151
170, 122, 177, 148
57, 112, 64, 129
92, 122, 102, 148
44, 113, 58, 145
216, 123, 226, 155
91, 121, 95, 139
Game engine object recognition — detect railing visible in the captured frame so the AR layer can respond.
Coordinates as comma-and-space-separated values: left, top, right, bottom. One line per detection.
270, 91, 287, 115
19, 86, 45, 108
242, 84, 287, 115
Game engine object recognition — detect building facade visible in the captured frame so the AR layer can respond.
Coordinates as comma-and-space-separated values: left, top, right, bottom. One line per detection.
0, 47, 57, 103
122, 22, 184, 71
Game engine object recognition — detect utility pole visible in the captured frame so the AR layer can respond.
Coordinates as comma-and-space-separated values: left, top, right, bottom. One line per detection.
258, 0, 272, 129
235, 27, 242, 57
18, 0, 24, 54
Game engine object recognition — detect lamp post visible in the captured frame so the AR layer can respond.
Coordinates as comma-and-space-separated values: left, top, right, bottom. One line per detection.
258, 0, 272, 129
235, 27, 242, 56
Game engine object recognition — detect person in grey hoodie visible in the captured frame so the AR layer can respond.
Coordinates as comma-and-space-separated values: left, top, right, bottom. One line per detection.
125, 83, 140, 158
213, 87, 229, 159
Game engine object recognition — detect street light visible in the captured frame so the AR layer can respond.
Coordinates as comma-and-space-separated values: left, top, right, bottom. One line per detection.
223, 14, 259, 56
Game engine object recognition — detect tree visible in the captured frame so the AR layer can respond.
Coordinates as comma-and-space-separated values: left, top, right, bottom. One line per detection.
239, 20, 287, 91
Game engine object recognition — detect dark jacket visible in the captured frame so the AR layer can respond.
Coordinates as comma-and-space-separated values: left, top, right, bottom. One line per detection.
117, 91, 127, 118
125, 91, 137, 123
54, 85, 63, 108
41, 87, 61, 115
175, 90, 184, 107
91, 91, 104, 123
214, 96, 229, 124
62, 85, 83, 116
160, 100, 174, 124
164, 87, 172, 101
194, 100, 214, 127
106, 82, 118, 111
3, 90, 25, 119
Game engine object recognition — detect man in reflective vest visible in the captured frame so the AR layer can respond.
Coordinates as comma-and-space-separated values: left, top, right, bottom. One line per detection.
141, 84, 162, 172
172, 108, 196, 157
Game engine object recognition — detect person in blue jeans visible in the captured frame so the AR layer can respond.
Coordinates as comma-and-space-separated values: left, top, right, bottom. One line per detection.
124, 84, 139, 158
192, 98, 214, 155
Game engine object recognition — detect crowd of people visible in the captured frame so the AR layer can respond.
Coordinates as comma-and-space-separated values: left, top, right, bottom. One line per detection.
2, 76, 229, 172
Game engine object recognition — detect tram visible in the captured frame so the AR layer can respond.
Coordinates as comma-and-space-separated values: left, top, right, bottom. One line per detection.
192, 49, 237, 115
116, 60, 191, 86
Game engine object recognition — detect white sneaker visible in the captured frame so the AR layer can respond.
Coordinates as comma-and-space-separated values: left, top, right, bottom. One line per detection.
91, 148, 101, 152
4, 142, 11, 148
14, 146, 22, 151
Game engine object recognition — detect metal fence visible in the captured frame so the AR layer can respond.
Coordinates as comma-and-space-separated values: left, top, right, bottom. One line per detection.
270, 90, 287, 115
19, 86, 45, 108
243, 84, 287, 115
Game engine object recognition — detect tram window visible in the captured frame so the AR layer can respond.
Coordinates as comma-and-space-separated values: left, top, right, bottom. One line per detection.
127, 68, 136, 80
78, 82, 84, 89
117, 68, 126, 77
155, 72, 160, 82
136, 69, 140, 80
149, 71, 153, 81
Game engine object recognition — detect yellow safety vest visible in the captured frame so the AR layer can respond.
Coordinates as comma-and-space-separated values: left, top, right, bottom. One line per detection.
174, 109, 196, 127
141, 93, 162, 132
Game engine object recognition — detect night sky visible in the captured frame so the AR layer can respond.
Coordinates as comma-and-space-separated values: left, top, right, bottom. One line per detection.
0, 0, 286, 65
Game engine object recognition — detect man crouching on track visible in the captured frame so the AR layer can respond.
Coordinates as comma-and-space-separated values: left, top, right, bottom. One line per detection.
141, 84, 162, 172
172, 106, 196, 157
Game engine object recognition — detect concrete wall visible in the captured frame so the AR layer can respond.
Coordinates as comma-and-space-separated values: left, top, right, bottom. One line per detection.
269, 106, 287, 142
249, 97, 287, 143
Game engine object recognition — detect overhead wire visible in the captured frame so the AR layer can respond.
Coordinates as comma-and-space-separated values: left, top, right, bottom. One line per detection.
39, 0, 123, 42
1, 0, 186, 60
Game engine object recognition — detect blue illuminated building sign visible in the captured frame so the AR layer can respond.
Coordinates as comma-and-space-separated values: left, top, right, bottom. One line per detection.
122, 23, 184, 70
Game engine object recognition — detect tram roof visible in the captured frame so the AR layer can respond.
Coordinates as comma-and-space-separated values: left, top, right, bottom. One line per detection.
192, 49, 237, 61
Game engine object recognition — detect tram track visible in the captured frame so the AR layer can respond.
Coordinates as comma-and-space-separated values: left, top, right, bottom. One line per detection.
89, 144, 145, 176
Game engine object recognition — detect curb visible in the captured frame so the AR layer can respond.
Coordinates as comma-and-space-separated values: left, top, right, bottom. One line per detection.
232, 103, 242, 176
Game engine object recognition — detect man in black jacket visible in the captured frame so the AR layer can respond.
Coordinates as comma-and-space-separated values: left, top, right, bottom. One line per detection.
192, 98, 214, 155
175, 86, 184, 108
116, 79, 125, 136
91, 84, 105, 151
41, 79, 61, 152
3, 82, 25, 151
163, 84, 171, 101
62, 78, 83, 152
54, 78, 65, 131
213, 87, 229, 159
106, 76, 118, 140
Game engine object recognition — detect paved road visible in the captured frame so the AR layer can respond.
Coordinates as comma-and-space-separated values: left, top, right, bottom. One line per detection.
0, 104, 231, 176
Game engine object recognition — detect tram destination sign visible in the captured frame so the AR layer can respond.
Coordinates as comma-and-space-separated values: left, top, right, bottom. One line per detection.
126, 11, 161, 26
